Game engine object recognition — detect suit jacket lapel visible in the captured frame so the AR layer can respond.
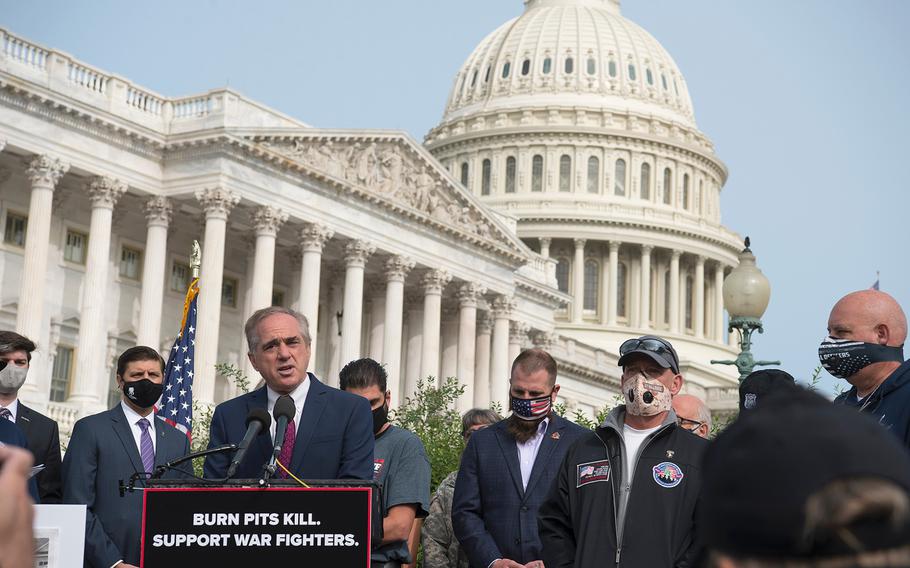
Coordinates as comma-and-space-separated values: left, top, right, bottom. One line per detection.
110, 405, 145, 476
14, 403, 33, 440
523, 416, 563, 499
290, 374, 327, 473
494, 423, 525, 498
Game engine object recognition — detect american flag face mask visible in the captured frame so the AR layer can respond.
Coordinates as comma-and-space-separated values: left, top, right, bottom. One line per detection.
511, 393, 553, 421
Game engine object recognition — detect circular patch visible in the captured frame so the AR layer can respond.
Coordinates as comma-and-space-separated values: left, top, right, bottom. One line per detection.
652, 461, 684, 488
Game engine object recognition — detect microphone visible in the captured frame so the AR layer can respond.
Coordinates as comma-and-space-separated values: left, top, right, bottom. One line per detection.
226, 408, 272, 479
263, 395, 296, 480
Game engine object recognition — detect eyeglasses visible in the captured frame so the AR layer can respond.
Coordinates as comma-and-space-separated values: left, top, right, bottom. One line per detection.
676, 417, 703, 431
619, 337, 679, 373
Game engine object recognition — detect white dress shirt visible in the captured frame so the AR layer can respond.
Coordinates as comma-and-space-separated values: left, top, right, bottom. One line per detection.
0, 398, 19, 422
265, 375, 310, 439
120, 401, 157, 453
516, 417, 549, 490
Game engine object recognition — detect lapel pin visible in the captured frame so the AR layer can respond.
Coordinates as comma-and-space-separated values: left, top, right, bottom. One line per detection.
666, 450, 675, 458
551, 432, 560, 440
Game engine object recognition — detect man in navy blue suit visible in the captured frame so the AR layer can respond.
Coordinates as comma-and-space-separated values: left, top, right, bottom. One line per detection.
0, 416, 39, 502
204, 306, 374, 480
453, 349, 587, 568
63, 346, 191, 568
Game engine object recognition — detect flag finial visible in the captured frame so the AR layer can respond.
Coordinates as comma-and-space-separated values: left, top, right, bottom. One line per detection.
191, 240, 201, 279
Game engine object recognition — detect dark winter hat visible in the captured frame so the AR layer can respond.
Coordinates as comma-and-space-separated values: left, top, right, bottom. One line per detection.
701, 388, 910, 558
738, 368, 798, 411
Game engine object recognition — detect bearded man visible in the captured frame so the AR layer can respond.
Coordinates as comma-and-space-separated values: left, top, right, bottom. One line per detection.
452, 349, 586, 568
539, 335, 708, 567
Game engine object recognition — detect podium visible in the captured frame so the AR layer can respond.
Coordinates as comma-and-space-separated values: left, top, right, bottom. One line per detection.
140, 479, 381, 567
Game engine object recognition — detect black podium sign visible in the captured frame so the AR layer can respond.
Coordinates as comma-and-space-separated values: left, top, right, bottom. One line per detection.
141, 487, 371, 566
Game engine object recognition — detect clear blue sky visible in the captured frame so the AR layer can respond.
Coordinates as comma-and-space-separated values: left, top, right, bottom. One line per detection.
3, 0, 908, 394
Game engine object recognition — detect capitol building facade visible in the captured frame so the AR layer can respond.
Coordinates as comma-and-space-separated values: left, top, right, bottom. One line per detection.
0, 0, 742, 442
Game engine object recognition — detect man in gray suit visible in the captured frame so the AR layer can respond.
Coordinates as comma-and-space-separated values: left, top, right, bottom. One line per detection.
63, 346, 190, 568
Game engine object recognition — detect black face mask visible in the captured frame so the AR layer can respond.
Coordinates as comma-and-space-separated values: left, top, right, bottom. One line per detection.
122, 378, 164, 409
372, 403, 389, 435
818, 336, 904, 380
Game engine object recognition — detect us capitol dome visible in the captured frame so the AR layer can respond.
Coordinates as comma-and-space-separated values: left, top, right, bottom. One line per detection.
426, 0, 745, 400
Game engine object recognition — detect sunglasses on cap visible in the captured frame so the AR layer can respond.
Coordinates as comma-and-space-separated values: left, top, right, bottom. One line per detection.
619, 337, 679, 374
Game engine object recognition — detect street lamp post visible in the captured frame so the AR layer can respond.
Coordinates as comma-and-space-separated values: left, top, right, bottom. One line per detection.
711, 237, 780, 381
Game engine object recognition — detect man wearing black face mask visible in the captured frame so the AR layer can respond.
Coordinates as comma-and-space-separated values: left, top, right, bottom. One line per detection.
63, 346, 190, 568
340, 358, 430, 568
823, 290, 910, 448
453, 348, 586, 568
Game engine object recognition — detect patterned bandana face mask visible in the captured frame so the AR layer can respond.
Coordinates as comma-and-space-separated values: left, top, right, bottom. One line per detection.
511, 392, 553, 421
623, 372, 672, 417
818, 336, 904, 380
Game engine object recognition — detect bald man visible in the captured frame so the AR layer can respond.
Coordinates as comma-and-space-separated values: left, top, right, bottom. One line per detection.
821, 290, 910, 447
672, 394, 711, 438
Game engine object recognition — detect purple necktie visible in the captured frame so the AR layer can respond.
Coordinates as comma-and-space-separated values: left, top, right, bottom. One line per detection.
137, 418, 155, 474
277, 418, 296, 478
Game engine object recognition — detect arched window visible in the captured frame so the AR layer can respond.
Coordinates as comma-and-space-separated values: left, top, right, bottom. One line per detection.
640, 163, 651, 200
628, 64, 637, 81
460, 162, 469, 188
584, 260, 599, 312
617, 262, 628, 318
698, 179, 704, 214
587, 156, 600, 194
685, 274, 694, 330
521, 59, 531, 76
505, 157, 516, 194
542, 57, 552, 74
682, 174, 690, 210
663, 269, 671, 324
531, 155, 544, 192
663, 167, 672, 204
646, 68, 654, 85
565, 56, 574, 74
484, 65, 491, 83
661, 74, 668, 90
481, 159, 491, 195
614, 158, 626, 196
608, 60, 617, 77
502, 61, 511, 79
555, 257, 570, 293
586, 57, 596, 75
559, 155, 572, 192
471, 70, 478, 87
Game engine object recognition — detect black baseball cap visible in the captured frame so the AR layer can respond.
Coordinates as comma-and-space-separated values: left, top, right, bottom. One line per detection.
617, 335, 680, 375
701, 388, 910, 558
739, 369, 798, 411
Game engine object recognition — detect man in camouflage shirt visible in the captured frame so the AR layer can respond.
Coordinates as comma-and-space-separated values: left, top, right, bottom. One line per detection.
422, 409, 500, 568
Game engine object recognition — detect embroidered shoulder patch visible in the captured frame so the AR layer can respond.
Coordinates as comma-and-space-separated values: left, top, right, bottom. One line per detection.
652, 461, 684, 488
576, 459, 611, 488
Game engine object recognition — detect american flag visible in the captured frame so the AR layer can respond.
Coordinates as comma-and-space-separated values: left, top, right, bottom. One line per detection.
512, 396, 551, 418
157, 277, 198, 439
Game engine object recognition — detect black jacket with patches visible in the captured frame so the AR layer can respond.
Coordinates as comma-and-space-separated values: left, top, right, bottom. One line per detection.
538, 407, 708, 568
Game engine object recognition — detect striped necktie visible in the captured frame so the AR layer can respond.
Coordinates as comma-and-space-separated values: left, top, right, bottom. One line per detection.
137, 418, 155, 474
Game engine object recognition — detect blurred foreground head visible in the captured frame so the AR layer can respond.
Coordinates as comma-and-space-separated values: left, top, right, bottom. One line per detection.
702, 388, 910, 567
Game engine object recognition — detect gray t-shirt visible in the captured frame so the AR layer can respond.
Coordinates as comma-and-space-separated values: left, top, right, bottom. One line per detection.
372, 425, 431, 564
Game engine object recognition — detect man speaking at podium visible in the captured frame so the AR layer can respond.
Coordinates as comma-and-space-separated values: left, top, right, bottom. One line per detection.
204, 307, 374, 480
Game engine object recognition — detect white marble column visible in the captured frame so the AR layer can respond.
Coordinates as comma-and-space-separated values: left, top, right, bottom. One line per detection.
441, 307, 459, 384
455, 283, 485, 411
669, 250, 681, 334
474, 311, 492, 408
17, 155, 68, 345
509, 321, 530, 364
572, 238, 586, 323
640, 245, 653, 329
340, 240, 375, 365
367, 284, 386, 362
714, 263, 726, 343
69, 176, 126, 411
490, 295, 515, 411
326, 270, 345, 386
249, 206, 287, 312
382, 255, 414, 402
607, 241, 620, 326
695, 255, 706, 338
137, 196, 172, 347
194, 187, 239, 405
299, 223, 333, 370
539, 237, 551, 259
404, 293, 424, 399
419, 269, 451, 381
